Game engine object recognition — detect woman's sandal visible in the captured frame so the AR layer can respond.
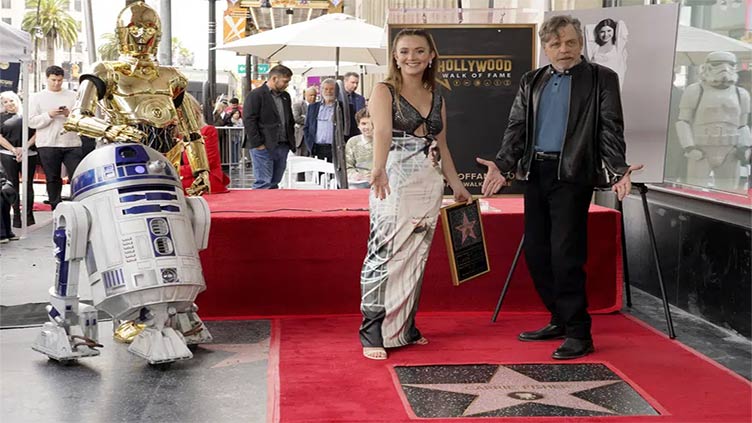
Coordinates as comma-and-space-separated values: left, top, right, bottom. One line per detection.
363, 347, 388, 360
412, 337, 429, 345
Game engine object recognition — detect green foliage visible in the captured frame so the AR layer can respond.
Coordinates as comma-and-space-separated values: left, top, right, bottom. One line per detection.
21, 0, 79, 66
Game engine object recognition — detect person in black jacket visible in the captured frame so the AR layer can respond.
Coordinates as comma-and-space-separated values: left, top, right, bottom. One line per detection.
243, 65, 295, 189
0, 162, 18, 243
477, 15, 641, 360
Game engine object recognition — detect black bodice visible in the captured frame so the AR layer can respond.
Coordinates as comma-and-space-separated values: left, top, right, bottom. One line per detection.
384, 83, 443, 137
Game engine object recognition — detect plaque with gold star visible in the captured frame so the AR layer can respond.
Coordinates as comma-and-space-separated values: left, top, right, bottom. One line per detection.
440, 199, 490, 285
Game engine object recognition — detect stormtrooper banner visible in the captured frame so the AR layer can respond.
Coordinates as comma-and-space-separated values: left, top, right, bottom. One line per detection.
543, 4, 681, 184
388, 24, 536, 195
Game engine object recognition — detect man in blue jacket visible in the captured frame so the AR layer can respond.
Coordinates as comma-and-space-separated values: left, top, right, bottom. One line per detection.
303, 78, 343, 163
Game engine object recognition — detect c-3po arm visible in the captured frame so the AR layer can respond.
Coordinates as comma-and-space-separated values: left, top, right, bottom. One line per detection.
63, 70, 145, 143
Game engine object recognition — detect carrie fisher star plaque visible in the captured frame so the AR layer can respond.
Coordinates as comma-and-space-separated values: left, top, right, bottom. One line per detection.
440, 199, 490, 285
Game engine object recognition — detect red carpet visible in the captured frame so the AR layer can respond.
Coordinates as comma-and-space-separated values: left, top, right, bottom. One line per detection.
33, 202, 51, 212
198, 190, 623, 318
270, 312, 751, 423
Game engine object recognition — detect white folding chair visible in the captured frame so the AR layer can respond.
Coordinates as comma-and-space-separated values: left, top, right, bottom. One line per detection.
285, 158, 336, 189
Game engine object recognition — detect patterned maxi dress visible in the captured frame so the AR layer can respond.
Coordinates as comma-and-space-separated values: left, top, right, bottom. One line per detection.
359, 84, 445, 348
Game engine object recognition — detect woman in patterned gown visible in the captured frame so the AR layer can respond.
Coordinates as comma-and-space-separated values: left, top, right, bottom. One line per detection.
359, 29, 472, 360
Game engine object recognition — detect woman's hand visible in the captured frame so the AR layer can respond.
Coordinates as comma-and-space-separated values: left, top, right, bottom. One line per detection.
14, 147, 22, 162
452, 184, 473, 205
370, 167, 390, 200
428, 139, 441, 167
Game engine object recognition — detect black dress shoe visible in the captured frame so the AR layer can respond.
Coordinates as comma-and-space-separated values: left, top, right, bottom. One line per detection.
552, 338, 594, 360
518, 324, 565, 341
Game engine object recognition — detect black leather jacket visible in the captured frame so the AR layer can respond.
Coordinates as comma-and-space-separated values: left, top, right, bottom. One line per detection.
494, 58, 630, 187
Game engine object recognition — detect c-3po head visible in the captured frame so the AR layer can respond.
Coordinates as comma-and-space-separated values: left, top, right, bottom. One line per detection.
116, 1, 161, 58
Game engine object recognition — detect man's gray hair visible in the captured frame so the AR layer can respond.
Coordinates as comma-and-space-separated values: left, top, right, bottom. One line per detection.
321, 78, 337, 87
539, 15, 583, 44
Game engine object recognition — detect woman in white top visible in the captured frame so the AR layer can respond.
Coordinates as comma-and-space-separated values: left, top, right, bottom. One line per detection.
588, 18, 628, 89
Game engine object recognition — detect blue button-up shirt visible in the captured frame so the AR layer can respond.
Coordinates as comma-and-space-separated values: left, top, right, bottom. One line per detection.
315, 102, 335, 145
534, 71, 571, 153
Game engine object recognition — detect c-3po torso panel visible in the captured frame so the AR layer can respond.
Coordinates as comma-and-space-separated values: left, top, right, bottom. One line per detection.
86, 61, 187, 154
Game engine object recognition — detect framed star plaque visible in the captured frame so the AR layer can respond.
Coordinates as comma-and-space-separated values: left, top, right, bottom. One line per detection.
439, 199, 490, 285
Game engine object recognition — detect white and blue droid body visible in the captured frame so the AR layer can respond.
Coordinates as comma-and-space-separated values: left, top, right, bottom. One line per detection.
32, 143, 212, 364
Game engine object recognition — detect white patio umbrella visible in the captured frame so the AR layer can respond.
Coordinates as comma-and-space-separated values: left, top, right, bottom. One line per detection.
217, 13, 387, 70
676, 25, 752, 66
218, 14, 386, 190
284, 60, 387, 77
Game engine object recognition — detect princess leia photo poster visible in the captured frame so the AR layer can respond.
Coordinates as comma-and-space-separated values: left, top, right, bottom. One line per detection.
585, 18, 629, 89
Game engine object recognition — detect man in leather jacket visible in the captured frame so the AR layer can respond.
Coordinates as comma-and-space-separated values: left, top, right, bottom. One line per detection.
477, 15, 641, 360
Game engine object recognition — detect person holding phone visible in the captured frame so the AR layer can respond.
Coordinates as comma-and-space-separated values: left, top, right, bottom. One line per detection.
28, 65, 82, 210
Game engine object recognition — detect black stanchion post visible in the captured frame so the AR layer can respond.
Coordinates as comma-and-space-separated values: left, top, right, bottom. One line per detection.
492, 234, 524, 322
616, 200, 633, 308
635, 183, 676, 339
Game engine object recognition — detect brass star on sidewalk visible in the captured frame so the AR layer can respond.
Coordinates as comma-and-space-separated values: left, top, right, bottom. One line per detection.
454, 212, 478, 245
404, 365, 620, 416
201, 339, 269, 369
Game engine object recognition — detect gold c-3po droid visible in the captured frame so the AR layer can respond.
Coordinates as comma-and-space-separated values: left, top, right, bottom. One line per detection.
64, 0, 210, 196
61, 1, 213, 346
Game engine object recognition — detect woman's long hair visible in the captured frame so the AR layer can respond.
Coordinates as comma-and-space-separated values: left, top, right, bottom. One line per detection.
384, 28, 439, 97
594, 19, 617, 46
0, 91, 23, 115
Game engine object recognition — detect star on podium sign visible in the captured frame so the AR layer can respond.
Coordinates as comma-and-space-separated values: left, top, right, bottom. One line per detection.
454, 211, 478, 245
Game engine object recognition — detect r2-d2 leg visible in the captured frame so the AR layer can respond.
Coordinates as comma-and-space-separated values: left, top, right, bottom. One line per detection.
32, 203, 102, 361
174, 303, 213, 345
175, 196, 213, 345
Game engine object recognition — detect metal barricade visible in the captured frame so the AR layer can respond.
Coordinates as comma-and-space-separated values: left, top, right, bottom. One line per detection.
215, 126, 254, 189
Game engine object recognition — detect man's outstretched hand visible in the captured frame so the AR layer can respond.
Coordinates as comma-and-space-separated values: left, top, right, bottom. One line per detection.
476, 157, 507, 197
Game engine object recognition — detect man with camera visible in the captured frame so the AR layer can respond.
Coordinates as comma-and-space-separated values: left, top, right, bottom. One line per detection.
28, 65, 82, 210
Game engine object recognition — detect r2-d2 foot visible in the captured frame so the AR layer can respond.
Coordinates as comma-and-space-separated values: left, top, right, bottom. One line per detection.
175, 303, 213, 345
32, 302, 103, 362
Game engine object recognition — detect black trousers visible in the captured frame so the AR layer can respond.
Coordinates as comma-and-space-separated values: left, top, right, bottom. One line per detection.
0, 153, 38, 216
311, 143, 333, 163
523, 159, 594, 340
0, 189, 11, 238
37, 147, 83, 210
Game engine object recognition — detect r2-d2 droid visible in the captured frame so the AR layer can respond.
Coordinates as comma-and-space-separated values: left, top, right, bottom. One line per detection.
32, 143, 212, 364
